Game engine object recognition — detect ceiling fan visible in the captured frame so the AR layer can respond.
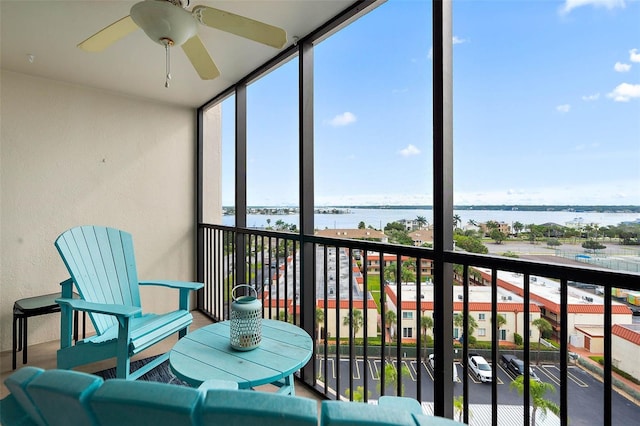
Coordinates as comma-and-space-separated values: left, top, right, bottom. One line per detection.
78, 0, 287, 86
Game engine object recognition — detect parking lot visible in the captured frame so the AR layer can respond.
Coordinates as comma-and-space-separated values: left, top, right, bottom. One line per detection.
316, 356, 639, 425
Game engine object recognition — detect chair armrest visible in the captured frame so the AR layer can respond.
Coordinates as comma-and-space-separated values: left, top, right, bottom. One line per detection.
139, 280, 204, 291
56, 298, 141, 318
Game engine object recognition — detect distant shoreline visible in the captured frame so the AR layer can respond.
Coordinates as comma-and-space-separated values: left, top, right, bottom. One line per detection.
225, 205, 640, 214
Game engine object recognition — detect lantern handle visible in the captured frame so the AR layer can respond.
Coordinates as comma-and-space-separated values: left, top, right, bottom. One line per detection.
231, 284, 258, 301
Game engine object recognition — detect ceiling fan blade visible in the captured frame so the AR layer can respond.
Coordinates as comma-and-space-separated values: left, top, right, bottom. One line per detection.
192, 5, 287, 49
181, 35, 220, 80
78, 16, 139, 52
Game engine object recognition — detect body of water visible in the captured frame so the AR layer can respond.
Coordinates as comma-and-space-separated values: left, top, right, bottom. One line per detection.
222, 208, 640, 230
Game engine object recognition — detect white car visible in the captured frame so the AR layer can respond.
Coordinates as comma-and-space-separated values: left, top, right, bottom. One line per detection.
428, 354, 460, 383
468, 354, 492, 383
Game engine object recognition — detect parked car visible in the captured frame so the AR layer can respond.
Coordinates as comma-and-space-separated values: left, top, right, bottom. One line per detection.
468, 353, 492, 383
501, 354, 540, 382
428, 354, 460, 383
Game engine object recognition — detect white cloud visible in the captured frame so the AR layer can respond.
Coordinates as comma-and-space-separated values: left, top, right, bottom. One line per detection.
328, 112, 357, 127
560, 0, 626, 15
556, 104, 571, 113
453, 36, 467, 45
428, 36, 466, 61
582, 93, 600, 101
630, 48, 640, 63
399, 144, 421, 157
607, 83, 640, 101
614, 62, 631, 72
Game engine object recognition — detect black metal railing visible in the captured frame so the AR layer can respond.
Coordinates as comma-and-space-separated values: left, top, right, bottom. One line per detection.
197, 223, 640, 425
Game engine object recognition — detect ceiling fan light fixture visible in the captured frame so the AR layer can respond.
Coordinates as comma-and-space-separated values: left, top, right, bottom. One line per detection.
130, 0, 197, 47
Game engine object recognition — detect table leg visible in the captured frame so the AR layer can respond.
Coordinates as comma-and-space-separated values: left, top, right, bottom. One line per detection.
12, 313, 18, 370
23, 317, 28, 365
274, 374, 295, 396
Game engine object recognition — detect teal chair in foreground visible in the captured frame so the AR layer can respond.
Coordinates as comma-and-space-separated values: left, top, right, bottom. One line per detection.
55, 225, 203, 380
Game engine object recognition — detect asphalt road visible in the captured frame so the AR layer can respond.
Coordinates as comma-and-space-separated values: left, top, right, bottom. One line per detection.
316, 356, 639, 425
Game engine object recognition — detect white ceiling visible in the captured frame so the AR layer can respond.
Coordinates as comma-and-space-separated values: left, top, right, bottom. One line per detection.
1, 0, 358, 108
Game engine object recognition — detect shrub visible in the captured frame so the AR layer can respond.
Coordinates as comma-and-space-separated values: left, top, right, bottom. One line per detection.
513, 333, 523, 345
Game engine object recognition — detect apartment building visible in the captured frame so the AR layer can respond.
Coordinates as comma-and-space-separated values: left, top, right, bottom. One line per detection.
315, 228, 388, 243
365, 253, 434, 279
384, 283, 541, 344
316, 298, 379, 340
476, 269, 634, 352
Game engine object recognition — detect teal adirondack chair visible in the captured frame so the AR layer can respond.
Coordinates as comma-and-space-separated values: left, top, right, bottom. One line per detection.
54, 226, 204, 380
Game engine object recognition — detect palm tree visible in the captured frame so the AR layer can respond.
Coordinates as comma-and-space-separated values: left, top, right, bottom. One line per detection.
513, 221, 524, 236
532, 318, 553, 365
383, 262, 398, 284
316, 307, 324, 343
384, 309, 397, 361
495, 314, 507, 341
453, 395, 471, 423
420, 315, 434, 359
378, 362, 411, 396
384, 260, 416, 285
343, 309, 364, 337
385, 310, 397, 341
454, 313, 478, 341
510, 376, 560, 426
453, 214, 462, 230
416, 215, 427, 229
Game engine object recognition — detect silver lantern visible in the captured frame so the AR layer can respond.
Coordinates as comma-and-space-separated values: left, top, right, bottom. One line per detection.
230, 285, 262, 351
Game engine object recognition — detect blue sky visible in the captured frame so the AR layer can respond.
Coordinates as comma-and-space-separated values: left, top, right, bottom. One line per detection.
222, 0, 639, 207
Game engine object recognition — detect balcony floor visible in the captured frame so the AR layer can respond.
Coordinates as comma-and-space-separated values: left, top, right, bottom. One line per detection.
0, 310, 324, 406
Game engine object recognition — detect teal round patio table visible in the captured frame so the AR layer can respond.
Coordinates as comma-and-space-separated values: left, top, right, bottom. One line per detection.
169, 319, 312, 395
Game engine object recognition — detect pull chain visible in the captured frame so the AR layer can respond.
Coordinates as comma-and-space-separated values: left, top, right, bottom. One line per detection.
164, 41, 172, 88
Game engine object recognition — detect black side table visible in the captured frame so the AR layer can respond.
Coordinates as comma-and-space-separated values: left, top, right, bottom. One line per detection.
12, 292, 85, 370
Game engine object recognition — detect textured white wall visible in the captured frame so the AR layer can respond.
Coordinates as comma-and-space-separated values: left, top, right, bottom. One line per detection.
0, 70, 208, 352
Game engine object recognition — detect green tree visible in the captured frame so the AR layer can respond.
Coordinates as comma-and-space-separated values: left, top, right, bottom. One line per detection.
384, 221, 406, 232
453, 214, 462, 229
378, 362, 411, 396
384, 309, 397, 361
416, 216, 428, 229
383, 260, 416, 284
489, 228, 507, 244
345, 385, 370, 402
278, 310, 292, 323
564, 228, 580, 244
527, 224, 543, 244
532, 318, 552, 365
454, 313, 478, 340
453, 234, 488, 254
316, 307, 324, 343
485, 220, 500, 230
495, 314, 507, 342
510, 376, 560, 426
420, 315, 434, 358
582, 240, 606, 253
453, 395, 471, 423
385, 310, 397, 342
343, 309, 364, 337
513, 221, 524, 236
546, 238, 561, 247
358, 221, 366, 229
